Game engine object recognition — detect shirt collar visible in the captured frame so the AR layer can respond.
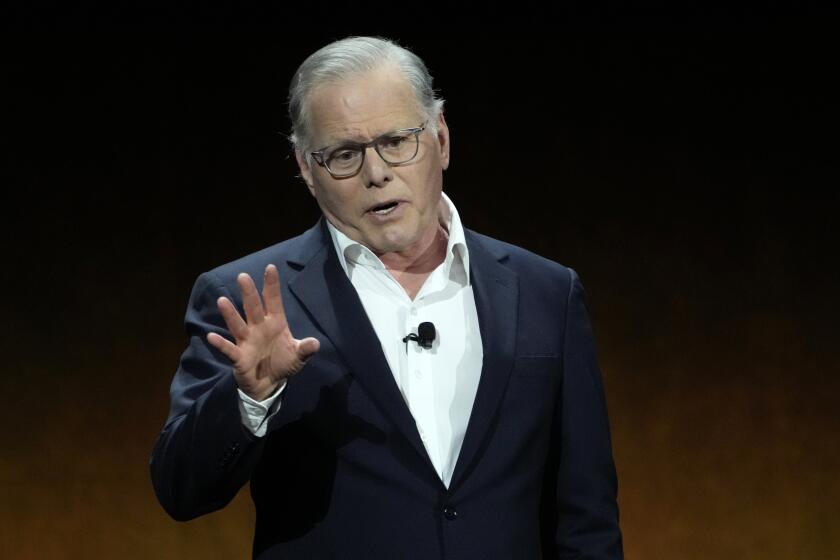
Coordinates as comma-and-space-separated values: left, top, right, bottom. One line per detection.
326, 191, 470, 285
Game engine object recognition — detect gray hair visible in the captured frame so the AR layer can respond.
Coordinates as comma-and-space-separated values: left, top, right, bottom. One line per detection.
288, 36, 445, 162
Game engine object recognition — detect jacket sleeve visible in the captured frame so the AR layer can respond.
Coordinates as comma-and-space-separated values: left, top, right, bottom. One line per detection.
554, 269, 624, 559
149, 271, 268, 521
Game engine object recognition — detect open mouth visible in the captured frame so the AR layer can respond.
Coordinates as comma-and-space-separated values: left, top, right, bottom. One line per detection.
369, 201, 400, 215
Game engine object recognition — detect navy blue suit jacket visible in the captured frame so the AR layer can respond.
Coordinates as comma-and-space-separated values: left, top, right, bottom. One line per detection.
151, 219, 623, 559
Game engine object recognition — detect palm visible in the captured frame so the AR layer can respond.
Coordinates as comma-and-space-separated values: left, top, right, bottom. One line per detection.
247, 318, 297, 381
207, 264, 320, 401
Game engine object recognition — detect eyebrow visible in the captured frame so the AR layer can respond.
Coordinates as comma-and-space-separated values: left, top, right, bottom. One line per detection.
326, 125, 417, 148
332, 131, 369, 144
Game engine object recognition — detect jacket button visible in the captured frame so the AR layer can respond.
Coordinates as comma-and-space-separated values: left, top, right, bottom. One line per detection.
443, 506, 459, 521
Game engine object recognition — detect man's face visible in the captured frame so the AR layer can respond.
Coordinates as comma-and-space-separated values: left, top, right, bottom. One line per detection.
296, 65, 450, 256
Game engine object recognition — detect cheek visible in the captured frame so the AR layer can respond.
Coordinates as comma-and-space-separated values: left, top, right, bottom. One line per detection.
417, 172, 443, 208
317, 184, 357, 216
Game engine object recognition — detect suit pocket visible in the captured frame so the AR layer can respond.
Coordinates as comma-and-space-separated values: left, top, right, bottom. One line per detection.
511, 355, 560, 377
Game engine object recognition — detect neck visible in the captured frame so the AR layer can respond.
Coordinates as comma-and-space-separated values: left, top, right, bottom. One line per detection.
378, 222, 448, 275
377, 223, 448, 300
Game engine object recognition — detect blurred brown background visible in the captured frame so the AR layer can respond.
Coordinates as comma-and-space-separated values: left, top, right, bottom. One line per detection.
2, 21, 838, 560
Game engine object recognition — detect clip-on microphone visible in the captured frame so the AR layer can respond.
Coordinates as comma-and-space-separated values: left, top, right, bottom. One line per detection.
402, 321, 436, 351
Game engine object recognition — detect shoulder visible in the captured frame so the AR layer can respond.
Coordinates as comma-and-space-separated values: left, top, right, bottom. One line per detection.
465, 228, 578, 295
200, 222, 327, 289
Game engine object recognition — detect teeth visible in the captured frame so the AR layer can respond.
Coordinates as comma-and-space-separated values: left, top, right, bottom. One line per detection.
372, 202, 398, 214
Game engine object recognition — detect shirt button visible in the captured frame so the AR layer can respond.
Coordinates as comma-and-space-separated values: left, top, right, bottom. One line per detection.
410, 306, 418, 316
414, 369, 422, 379
443, 506, 459, 521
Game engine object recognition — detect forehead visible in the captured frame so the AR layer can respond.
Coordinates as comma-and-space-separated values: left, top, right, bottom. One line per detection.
308, 66, 422, 145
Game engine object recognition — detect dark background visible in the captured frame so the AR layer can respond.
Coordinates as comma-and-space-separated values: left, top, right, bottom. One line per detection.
2, 23, 838, 559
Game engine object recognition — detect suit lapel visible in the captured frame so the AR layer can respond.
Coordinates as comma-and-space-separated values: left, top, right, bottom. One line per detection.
286, 222, 520, 491
449, 231, 519, 492
287, 221, 435, 476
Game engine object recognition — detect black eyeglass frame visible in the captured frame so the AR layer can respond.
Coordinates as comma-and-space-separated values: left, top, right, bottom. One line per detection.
310, 123, 428, 179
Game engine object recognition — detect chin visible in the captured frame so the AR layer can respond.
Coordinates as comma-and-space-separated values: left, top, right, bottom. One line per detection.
372, 238, 407, 254
385, 225, 421, 247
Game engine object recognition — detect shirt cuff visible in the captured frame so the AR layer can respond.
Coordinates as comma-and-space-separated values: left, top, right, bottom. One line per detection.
237, 381, 287, 437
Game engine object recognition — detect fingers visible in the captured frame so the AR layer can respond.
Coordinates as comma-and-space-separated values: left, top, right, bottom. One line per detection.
262, 264, 288, 324
238, 273, 265, 325
207, 332, 242, 363
216, 296, 249, 340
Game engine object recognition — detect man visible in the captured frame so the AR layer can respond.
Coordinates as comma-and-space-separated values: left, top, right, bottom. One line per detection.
151, 36, 623, 559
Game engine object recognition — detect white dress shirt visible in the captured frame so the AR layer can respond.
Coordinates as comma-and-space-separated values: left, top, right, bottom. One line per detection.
238, 192, 483, 488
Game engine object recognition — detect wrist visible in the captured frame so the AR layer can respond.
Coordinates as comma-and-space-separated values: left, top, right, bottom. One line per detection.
244, 381, 282, 403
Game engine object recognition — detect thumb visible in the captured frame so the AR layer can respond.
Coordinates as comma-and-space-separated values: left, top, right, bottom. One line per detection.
296, 337, 320, 363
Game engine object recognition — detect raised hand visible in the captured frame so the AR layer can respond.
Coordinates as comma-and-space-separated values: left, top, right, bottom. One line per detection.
206, 264, 320, 401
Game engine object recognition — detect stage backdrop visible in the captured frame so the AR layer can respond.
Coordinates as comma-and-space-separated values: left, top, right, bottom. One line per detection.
3, 31, 837, 559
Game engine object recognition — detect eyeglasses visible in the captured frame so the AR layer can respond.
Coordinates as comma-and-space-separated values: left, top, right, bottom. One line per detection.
310, 123, 427, 179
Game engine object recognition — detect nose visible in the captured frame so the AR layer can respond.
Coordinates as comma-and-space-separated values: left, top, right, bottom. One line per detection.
359, 145, 393, 188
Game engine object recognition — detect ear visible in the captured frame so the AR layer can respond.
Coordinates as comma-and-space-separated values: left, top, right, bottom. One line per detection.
435, 112, 451, 171
295, 149, 317, 196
